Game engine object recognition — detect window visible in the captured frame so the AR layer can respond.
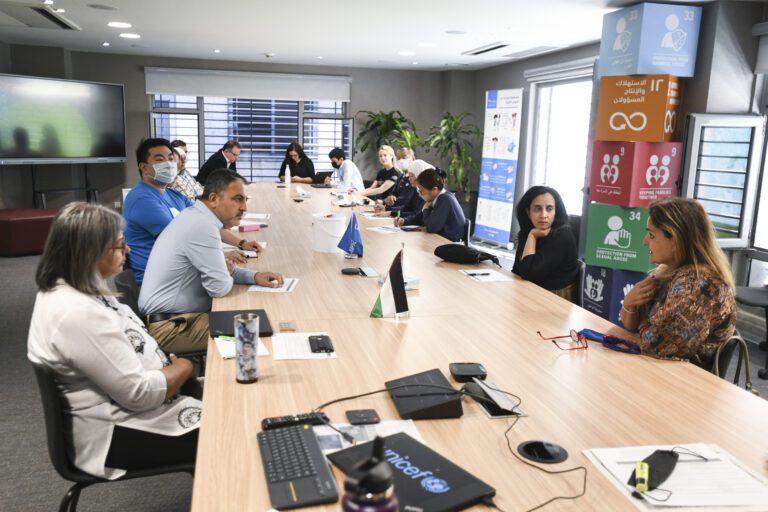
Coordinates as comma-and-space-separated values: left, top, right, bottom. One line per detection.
524, 58, 596, 217
150, 95, 351, 182
680, 114, 765, 249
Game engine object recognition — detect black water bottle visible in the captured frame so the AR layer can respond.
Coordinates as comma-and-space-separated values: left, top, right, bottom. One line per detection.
341, 436, 399, 512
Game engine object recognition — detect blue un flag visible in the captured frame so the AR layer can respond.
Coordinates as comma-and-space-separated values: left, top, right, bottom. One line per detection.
337, 212, 363, 256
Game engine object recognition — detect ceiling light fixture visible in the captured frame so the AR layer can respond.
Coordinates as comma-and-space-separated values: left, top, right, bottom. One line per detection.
102, 42, 110, 47
119, 33, 140, 39
213, 49, 221, 53
88, 4, 118, 10
412, 61, 419, 65
43, 0, 54, 5
55, 8, 65, 12
108, 21, 132, 28
316, 56, 323, 60
417, 42, 436, 48
397, 50, 416, 56
445, 30, 466, 35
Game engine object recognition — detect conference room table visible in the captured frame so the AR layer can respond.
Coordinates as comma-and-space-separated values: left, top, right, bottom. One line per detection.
191, 183, 768, 511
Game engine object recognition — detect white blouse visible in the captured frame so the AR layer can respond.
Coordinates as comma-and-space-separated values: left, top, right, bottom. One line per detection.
27, 281, 201, 479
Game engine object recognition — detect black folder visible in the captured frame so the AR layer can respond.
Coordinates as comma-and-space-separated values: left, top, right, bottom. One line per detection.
208, 309, 274, 337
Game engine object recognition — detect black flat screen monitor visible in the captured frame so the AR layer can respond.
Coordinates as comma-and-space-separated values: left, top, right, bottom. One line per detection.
0, 74, 127, 165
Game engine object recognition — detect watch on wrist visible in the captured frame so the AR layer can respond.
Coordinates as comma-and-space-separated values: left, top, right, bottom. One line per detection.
238, 239, 246, 250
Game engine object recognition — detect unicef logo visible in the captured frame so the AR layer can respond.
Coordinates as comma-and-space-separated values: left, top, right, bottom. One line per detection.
421, 477, 450, 494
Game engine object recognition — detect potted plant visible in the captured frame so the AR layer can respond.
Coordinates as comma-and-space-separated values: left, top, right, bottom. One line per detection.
355, 110, 416, 154
425, 112, 481, 200
390, 126, 424, 155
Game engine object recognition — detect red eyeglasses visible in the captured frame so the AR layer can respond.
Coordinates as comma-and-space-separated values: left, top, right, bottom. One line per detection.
537, 329, 588, 351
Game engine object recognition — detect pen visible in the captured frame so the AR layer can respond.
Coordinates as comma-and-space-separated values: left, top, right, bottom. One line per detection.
468, 272, 490, 277
286, 279, 296, 292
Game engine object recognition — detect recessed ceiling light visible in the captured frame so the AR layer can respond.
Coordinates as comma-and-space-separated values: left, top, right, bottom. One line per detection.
418, 42, 436, 48
445, 30, 466, 35
102, 42, 110, 47
108, 21, 132, 28
316, 56, 323, 60
119, 33, 140, 39
213, 49, 221, 53
398, 50, 416, 56
412, 61, 419, 65
43, 0, 54, 5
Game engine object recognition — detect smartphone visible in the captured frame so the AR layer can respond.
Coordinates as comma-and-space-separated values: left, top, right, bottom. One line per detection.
346, 409, 380, 425
309, 334, 334, 353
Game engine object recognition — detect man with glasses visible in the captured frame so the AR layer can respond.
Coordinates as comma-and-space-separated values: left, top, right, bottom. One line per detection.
196, 140, 246, 185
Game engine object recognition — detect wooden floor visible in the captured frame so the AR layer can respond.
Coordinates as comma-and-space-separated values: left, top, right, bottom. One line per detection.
191, 183, 768, 511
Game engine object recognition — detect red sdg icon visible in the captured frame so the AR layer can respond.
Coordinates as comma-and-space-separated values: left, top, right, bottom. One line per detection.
589, 141, 682, 207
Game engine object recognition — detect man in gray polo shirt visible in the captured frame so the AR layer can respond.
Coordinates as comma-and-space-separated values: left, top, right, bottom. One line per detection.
139, 170, 283, 353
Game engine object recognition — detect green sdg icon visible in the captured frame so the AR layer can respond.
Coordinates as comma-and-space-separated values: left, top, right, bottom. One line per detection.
585, 203, 653, 272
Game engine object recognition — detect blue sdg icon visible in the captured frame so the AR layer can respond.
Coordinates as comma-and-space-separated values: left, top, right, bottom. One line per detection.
421, 477, 451, 494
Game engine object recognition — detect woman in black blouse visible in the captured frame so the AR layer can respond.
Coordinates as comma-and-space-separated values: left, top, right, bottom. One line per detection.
358, 145, 402, 199
512, 186, 580, 301
278, 142, 315, 184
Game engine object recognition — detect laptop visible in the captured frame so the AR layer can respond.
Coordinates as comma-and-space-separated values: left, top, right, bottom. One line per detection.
311, 171, 333, 187
208, 309, 274, 337
328, 432, 495, 512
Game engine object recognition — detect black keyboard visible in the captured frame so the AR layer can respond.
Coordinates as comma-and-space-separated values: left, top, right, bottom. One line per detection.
257, 424, 339, 510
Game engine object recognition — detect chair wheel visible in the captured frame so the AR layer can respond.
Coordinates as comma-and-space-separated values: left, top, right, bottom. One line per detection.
759, 368, 768, 380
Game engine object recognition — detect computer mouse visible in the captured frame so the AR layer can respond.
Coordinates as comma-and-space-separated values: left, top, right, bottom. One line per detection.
517, 440, 568, 464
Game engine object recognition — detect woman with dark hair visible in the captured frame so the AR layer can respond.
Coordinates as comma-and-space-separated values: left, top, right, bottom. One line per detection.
394, 168, 466, 242
28, 202, 200, 479
620, 197, 735, 361
512, 186, 579, 301
278, 142, 315, 184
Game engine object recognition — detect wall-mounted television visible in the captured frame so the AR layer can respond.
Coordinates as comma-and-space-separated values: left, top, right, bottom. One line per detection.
0, 74, 127, 165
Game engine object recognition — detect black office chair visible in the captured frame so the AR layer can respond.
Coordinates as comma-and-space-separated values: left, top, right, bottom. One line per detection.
711, 335, 756, 394
574, 260, 586, 307
31, 362, 194, 512
735, 286, 768, 379
112, 269, 206, 375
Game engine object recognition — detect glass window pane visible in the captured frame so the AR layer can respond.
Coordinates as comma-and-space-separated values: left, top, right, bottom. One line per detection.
701, 126, 752, 142
698, 155, 748, 172
302, 118, 352, 174
695, 185, 744, 204
700, 141, 750, 157
151, 113, 200, 172
695, 170, 745, 187
304, 101, 344, 115
748, 259, 768, 286
531, 79, 593, 214
152, 94, 197, 109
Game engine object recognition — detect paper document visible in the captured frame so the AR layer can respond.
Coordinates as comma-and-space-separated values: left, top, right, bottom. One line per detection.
366, 226, 400, 234
584, 443, 768, 511
213, 336, 269, 359
237, 219, 267, 227
295, 186, 311, 197
248, 277, 298, 293
313, 420, 424, 455
272, 332, 338, 360
222, 241, 267, 251
360, 212, 389, 219
459, 269, 513, 282
243, 213, 271, 221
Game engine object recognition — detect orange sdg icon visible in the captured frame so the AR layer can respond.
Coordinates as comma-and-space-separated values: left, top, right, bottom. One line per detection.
595, 75, 681, 142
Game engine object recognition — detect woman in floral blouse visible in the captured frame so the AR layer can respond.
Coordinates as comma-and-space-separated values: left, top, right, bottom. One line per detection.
620, 198, 735, 362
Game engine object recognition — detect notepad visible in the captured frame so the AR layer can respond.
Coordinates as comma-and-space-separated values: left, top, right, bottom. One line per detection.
459, 269, 513, 282
272, 332, 338, 360
366, 226, 400, 234
213, 336, 270, 359
248, 277, 298, 293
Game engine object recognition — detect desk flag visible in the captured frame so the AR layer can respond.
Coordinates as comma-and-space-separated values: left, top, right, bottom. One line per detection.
370, 249, 409, 318
338, 212, 363, 257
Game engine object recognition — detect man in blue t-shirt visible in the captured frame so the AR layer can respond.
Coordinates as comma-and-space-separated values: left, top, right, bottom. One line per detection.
124, 138, 261, 283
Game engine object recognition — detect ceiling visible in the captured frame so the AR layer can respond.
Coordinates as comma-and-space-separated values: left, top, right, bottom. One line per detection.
0, 0, 714, 71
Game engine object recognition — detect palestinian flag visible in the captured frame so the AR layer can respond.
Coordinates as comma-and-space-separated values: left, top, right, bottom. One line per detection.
370, 250, 409, 318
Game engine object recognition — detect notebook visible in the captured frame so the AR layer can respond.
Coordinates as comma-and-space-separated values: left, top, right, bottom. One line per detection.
208, 309, 274, 337
328, 432, 495, 512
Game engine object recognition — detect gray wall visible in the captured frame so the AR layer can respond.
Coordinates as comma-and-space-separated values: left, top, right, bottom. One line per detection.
0, 48, 451, 209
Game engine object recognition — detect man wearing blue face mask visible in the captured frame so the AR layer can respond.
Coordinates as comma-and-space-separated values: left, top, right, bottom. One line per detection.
124, 138, 194, 284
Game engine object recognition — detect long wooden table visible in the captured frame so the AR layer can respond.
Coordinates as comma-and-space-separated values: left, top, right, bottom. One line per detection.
191, 183, 768, 511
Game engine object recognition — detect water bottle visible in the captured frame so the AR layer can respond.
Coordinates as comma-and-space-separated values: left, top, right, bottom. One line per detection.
342, 437, 399, 512
234, 313, 259, 383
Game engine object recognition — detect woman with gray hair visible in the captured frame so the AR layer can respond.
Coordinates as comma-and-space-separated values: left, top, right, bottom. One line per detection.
28, 202, 200, 479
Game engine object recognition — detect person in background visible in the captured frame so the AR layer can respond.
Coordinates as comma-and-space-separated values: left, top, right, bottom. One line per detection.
278, 142, 315, 184
170, 146, 204, 201
620, 197, 736, 362
171, 139, 187, 152
139, 170, 283, 354
324, 147, 364, 191
374, 159, 429, 218
394, 168, 466, 242
357, 145, 401, 199
380, 147, 416, 207
196, 140, 245, 185
512, 186, 579, 301
28, 202, 199, 479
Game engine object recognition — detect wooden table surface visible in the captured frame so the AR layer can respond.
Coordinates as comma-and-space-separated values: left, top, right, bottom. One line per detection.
191, 183, 768, 511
